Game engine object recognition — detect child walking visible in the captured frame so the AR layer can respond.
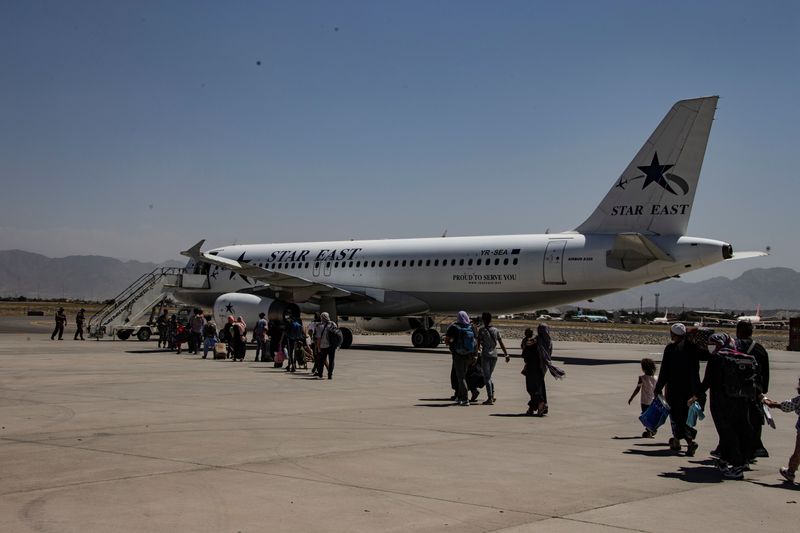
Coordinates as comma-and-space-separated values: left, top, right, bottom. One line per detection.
629, 358, 658, 437
764, 377, 800, 485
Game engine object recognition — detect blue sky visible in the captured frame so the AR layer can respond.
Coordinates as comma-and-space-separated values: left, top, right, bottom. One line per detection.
1, 1, 798, 281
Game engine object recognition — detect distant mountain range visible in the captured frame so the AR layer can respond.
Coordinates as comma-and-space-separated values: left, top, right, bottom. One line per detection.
0, 250, 183, 300
1, 250, 797, 312
573, 267, 800, 313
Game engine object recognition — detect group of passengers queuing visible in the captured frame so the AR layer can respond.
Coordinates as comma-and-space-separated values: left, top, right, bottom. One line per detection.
445, 311, 564, 411
154, 307, 342, 379
631, 319, 799, 485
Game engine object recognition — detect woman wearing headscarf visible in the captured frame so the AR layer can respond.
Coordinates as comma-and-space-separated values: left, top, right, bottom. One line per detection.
230, 316, 247, 362
522, 324, 565, 416
446, 311, 477, 406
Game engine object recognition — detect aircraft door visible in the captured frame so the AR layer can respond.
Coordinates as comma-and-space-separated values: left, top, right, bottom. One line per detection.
323, 261, 332, 277
543, 240, 568, 284
313, 261, 321, 277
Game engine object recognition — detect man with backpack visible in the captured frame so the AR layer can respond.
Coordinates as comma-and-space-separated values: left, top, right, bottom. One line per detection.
315, 312, 342, 379
736, 320, 770, 459
694, 332, 759, 479
285, 313, 306, 373
446, 311, 477, 406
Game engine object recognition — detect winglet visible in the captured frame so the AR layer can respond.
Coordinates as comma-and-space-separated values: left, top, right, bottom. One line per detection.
180, 239, 206, 260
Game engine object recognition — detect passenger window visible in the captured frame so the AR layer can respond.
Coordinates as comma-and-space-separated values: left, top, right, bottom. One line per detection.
459, 259, 464, 266
434, 259, 439, 266
477, 258, 482, 266
356, 261, 361, 268
402, 260, 407, 267
326, 262, 331, 268
503, 258, 509, 265
291, 263, 296, 269
335, 262, 339, 268
315, 262, 320, 269
371, 261, 376, 267
468, 259, 473, 266
494, 258, 500, 265
349, 261, 353, 268
278, 263, 283, 269
451, 259, 456, 266
512, 258, 518, 265
379, 260, 383, 267
409, 260, 414, 267
426, 259, 431, 266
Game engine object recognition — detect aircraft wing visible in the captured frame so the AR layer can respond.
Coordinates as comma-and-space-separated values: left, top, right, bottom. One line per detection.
181, 240, 353, 300
726, 251, 768, 261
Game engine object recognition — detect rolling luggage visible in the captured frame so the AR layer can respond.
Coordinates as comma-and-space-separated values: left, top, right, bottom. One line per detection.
213, 342, 227, 360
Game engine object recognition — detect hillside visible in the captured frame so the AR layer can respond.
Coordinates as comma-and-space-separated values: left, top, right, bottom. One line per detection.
0, 250, 183, 301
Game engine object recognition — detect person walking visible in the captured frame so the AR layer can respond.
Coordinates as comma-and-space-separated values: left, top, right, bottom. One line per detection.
73, 308, 85, 340
232, 316, 247, 361
654, 323, 702, 456
628, 358, 658, 437
476, 312, 509, 405
156, 308, 169, 348
763, 377, 800, 485
522, 324, 565, 416
694, 333, 755, 479
316, 312, 340, 379
202, 319, 218, 359
445, 311, 477, 406
736, 320, 770, 459
188, 309, 206, 355
51, 307, 67, 340
253, 312, 269, 362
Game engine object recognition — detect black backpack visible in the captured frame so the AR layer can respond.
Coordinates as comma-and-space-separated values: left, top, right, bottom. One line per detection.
721, 351, 759, 400
326, 323, 343, 348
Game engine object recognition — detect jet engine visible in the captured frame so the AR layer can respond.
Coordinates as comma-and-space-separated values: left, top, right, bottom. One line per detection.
212, 293, 299, 328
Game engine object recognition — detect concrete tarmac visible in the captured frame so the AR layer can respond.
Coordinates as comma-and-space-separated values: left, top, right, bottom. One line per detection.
1, 334, 799, 532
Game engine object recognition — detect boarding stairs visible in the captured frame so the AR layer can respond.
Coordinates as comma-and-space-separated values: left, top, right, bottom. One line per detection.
87, 267, 184, 339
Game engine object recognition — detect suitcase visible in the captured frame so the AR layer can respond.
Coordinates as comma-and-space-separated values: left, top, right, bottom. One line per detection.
213, 342, 228, 360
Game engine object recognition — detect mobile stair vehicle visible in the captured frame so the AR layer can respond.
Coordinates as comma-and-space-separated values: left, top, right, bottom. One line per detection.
87, 267, 187, 340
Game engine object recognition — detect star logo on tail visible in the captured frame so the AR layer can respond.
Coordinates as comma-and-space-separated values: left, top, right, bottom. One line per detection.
615, 152, 690, 196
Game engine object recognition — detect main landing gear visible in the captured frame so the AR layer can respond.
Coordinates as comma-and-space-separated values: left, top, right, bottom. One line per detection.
340, 327, 353, 349
411, 328, 440, 348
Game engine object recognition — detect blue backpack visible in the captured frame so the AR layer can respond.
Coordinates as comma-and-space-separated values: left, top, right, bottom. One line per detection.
453, 324, 476, 355
288, 319, 304, 341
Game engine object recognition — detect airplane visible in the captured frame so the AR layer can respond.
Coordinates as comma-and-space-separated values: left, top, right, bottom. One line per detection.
737, 304, 762, 324
175, 96, 766, 348
734, 305, 787, 329
651, 309, 670, 324
572, 309, 611, 323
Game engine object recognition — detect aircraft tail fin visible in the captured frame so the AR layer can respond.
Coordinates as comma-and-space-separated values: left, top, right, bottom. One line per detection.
575, 96, 718, 236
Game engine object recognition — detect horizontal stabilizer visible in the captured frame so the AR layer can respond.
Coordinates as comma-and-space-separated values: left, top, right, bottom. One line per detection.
180, 240, 205, 261
607, 232, 674, 271
726, 251, 769, 261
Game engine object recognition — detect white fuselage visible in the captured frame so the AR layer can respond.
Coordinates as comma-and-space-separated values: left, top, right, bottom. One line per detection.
175, 232, 730, 317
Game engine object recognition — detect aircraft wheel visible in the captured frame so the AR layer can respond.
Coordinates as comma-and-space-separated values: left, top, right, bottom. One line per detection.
116, 329, 132, 341
411, 328, 427, 348
340, 327, 353, 349
136, 327, 151, 342
425, 328, 440, 348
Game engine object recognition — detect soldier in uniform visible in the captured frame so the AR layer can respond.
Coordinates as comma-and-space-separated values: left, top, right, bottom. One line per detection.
74, 308, 85, 340
51, 307, 67, 340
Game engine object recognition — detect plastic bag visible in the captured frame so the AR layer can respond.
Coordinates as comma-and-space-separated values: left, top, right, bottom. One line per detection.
686, 401, 705, 428
639, 395, 670, 433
